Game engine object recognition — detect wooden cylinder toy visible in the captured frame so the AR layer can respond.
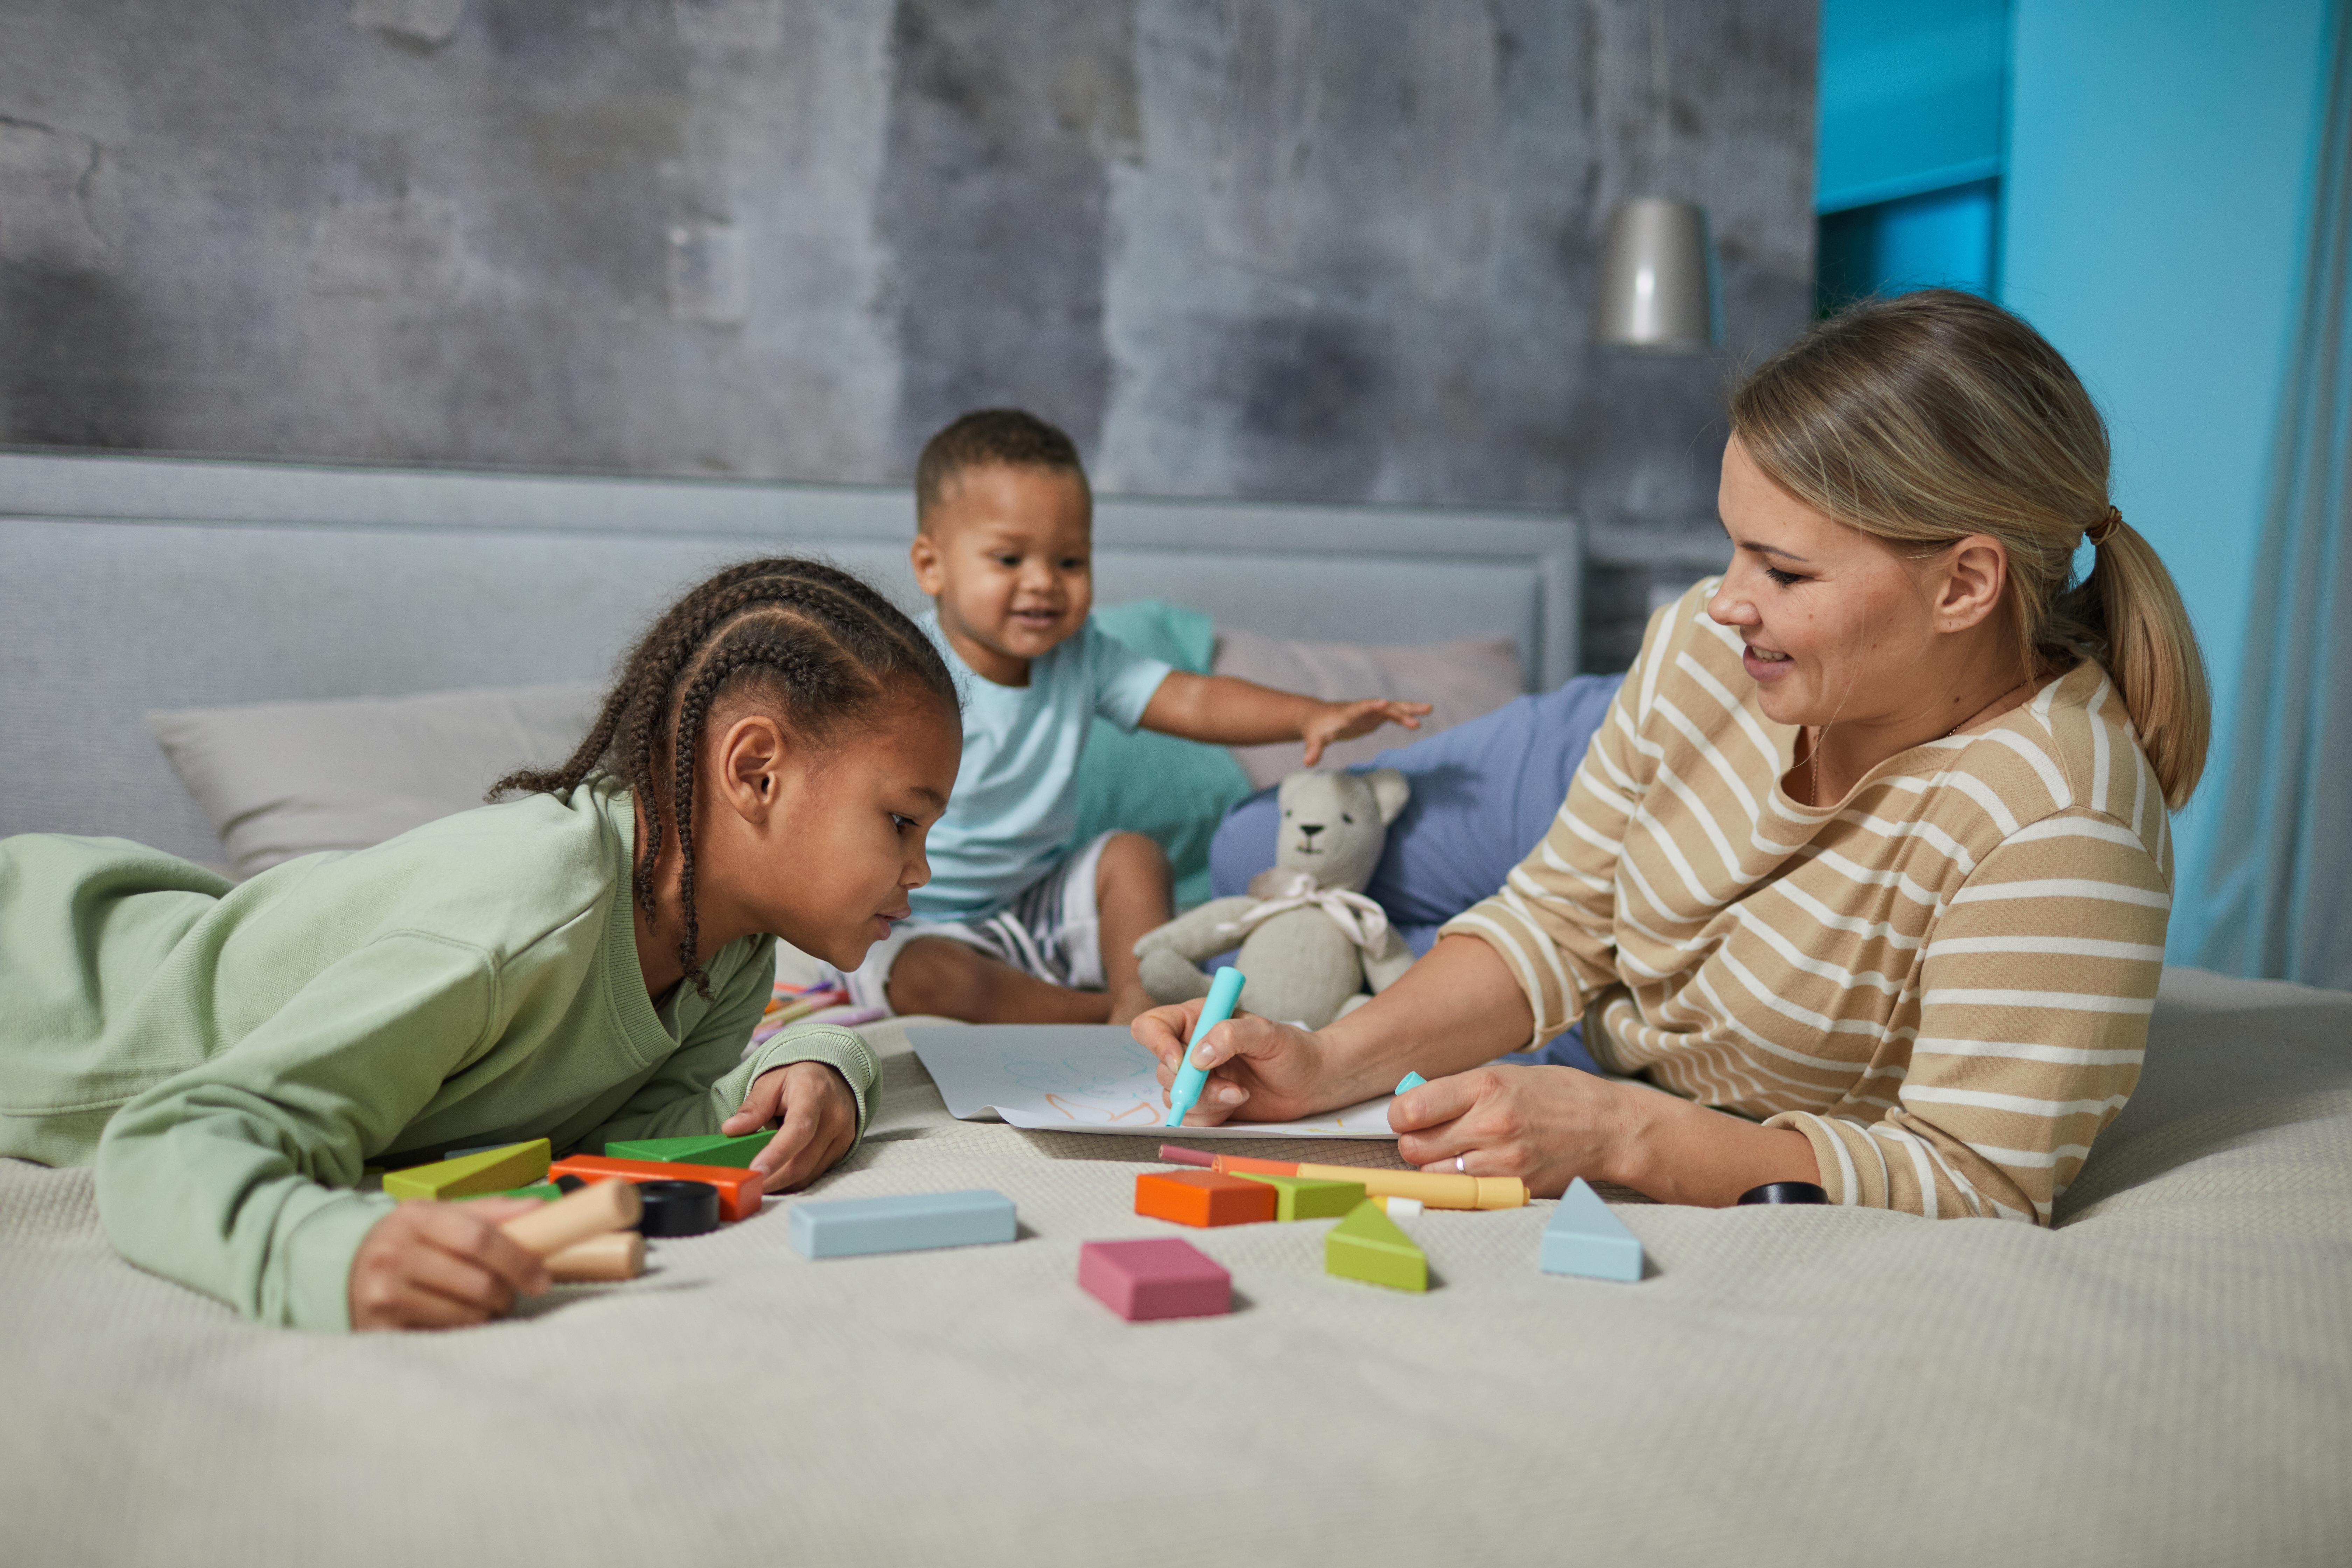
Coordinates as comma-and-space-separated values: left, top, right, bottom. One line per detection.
500, 1177, 641, 1257
543, 1230, 646, 1282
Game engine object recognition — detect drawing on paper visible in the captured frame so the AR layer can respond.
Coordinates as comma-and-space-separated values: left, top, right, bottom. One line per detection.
907, 1024, 1401, 1140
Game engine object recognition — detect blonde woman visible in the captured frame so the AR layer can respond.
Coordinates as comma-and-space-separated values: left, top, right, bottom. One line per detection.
1137, 289, 2210, 1223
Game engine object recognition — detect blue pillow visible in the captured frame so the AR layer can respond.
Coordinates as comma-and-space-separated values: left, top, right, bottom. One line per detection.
1073, 600, 1256, 909
1209, 672, 1625, 1069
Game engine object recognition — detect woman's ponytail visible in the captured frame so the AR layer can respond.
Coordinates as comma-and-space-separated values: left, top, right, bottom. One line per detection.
1732, 289, 2214, 812
2064, 516, 2211, 810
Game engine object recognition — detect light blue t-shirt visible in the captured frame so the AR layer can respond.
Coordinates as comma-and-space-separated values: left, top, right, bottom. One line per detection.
913, 611, 1175, 919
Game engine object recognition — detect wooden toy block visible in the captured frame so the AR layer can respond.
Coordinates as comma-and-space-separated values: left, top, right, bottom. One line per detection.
1325, 1199, 1428, 1292
1232, 1172, 1366, 1221
788, 1189, 1017, 1259
1078, 1238, 1231, 1322
501, 1178, 641, 1258
467, 1183, 560, 1202
549, 1154, 765, 1222
1539, 1178, 1644, 1282
1134, 1170, 1277, 1228
636, 1179, 721, 1237
381, 1139, 551, 1202
600, 1131, 773, 1169
544, 1230, 645, 1282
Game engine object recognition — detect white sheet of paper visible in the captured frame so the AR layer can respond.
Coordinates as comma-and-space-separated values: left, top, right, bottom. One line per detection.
907, 1025, 1402, 1139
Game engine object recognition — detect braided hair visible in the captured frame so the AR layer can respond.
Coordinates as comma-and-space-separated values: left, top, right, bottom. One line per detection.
491, 557, 958, 997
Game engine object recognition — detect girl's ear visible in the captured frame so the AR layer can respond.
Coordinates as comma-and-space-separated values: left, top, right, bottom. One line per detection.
714, 713, 789, 821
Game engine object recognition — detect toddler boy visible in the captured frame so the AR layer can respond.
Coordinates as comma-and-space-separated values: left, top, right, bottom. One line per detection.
847, 408, 1428, 1025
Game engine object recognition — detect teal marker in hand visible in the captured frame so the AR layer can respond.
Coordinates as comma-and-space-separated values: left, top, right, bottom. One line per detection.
1163, 966, 1246, 1128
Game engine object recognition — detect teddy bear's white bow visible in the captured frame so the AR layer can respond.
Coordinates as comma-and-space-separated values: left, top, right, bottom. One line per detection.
1214, 867, 1391, 954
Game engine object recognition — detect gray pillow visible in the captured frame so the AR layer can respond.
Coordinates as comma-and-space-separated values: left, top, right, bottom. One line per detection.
147, 683, 602, 880
1210, 629, 1525, 789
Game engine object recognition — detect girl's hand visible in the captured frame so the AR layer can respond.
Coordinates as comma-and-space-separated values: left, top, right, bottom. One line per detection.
1133, 1000, 1350, 1125
1390, 1065, 1632, 1199
1300, 698, 1431, 766
722, 1061, 857, 1191
348, 1198, 552, 1331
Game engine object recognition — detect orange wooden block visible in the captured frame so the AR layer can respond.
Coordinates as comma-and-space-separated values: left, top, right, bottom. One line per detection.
550, 1154, 766, 1222
1135, 1170, 1279, 1228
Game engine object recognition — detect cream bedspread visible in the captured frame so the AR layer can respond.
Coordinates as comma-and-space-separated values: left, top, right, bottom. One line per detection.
4, 968, 2347, 1566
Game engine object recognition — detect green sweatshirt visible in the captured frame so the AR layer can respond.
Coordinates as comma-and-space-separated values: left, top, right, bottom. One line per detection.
0, 778, 875, 1331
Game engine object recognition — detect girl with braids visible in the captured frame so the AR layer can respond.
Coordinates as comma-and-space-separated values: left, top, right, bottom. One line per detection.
1142, 290, 2210, 1225
0, 558, 961, 1330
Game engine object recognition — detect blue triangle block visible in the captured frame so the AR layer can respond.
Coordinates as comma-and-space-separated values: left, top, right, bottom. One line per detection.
1540, 1178, 1644, 1282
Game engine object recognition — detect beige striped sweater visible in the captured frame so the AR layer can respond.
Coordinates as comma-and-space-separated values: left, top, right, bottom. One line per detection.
1442, 581, 2172, 1223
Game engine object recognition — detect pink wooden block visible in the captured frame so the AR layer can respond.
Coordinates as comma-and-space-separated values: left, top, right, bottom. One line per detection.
1078, 1238, 1231, 1322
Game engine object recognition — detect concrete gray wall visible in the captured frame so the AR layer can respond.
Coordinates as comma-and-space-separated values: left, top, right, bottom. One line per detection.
0, 0, 1814, 669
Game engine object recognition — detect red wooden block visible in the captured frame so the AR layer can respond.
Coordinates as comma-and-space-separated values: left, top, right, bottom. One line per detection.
1134, 1170, 1279, 1228
1079, 1238, 1231, 1322
549, 1154, 765, 1222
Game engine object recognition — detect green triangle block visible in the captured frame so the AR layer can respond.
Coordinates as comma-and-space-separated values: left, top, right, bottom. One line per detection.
1233, 1173, 1366, 1221
1325, 1199, 1427, 1292
601, 1131, 772, 1168
381, 1139, 551, 1201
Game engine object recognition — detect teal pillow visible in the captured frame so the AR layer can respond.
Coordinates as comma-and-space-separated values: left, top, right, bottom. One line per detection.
1072, 600, 1255, 909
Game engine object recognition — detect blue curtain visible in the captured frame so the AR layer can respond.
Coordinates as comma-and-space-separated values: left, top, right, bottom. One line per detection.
2196, 4, 2352, 989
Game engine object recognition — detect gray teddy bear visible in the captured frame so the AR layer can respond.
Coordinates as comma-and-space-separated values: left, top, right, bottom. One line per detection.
1133, 768, 1415, 1028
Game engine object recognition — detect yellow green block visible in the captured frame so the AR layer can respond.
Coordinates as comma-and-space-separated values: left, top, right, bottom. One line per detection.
467, 1183, 561, 1202
381, 1139, 551, 1201
1233, 1173, 1366, 1221
1326, 1199, 1428, 1292
601, 1132, 771, 1169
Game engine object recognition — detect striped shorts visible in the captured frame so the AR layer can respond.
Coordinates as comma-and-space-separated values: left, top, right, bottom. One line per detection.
840, 831, 1116, 1014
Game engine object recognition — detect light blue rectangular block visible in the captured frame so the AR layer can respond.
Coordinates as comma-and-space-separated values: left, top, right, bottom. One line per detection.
788, 1189, 1018, 1260
1540, 1178, 1644, 1282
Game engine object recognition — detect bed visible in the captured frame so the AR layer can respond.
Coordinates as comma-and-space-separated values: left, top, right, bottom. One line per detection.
2, 451, 2347, 1567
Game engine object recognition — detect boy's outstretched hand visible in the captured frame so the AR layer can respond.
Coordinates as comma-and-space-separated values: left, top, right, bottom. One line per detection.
722, 1060, 858, 1192
1301, 697, 1431, 766
349, 1197, 551, 1331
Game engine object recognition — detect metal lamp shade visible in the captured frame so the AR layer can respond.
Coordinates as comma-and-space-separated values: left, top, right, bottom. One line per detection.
1594, 198, 1716, 351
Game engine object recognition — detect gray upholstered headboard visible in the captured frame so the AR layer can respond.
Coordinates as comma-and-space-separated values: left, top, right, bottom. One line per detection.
0, 450, 1581, 861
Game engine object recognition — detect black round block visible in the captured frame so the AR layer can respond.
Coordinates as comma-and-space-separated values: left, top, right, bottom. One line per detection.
635, 1178, 721, 1237
1736, 1180, 1831, 1205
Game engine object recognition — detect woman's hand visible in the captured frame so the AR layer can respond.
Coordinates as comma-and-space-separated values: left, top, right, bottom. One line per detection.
1300, 697, 1431, 766
1389, 1065, 1633, 1199
1392, 1064, 1825, 1206
1132, 999, 1360, 1125
722, 1061, 857, 1191
348, 1198, 552, 1331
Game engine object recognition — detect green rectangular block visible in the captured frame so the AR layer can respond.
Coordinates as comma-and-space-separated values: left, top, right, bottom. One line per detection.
1325, 1199, 1428, 1292
1233, 1173, 1366, 1221
601, 1132, 772, 1169
381, 1139, 551, 1202
469, 1183, 561, 1203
